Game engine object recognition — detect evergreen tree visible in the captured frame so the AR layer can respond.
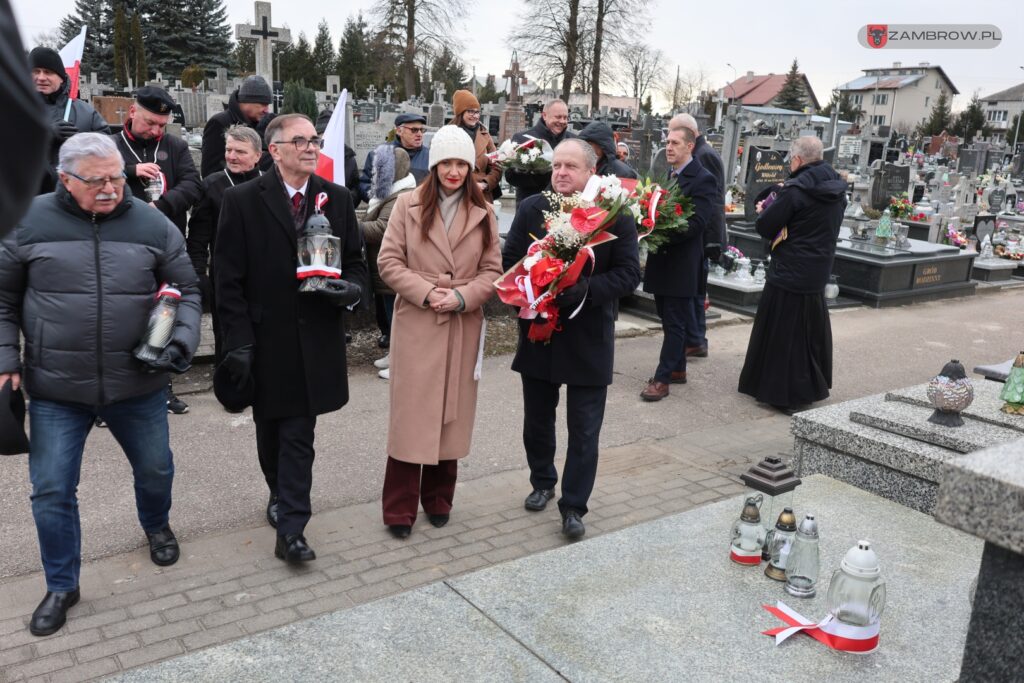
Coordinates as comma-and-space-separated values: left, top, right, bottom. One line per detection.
279, 33, 314, 85
59, 0, 115, 83
477, 74, 498, 104
821, 91, 864, 124
1009, 113, 1022, 148
917, 90, 952, 136
774, 58, 807, 112
282, 81, 318, 119
338, 14, 370, 94
112, 2, 129, 87
233, 40, 255, 76
145, 0, 192, 78
130, 13, 147, 83
952, 93, 991, 144
429, 46, 467, 100
187, 0, 233, 73
310, 20, 335, 91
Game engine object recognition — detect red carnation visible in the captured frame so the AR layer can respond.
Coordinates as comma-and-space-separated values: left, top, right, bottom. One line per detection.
641, 218, 654, 228
674, 204, 683, 216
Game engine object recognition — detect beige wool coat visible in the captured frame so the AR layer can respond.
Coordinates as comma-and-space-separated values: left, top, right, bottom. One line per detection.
377, 189, 502, 465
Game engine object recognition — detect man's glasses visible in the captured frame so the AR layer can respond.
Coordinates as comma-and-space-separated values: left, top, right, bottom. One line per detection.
274, 136, 324, 150
65, 171, 127, 189
400, 126, 426, 134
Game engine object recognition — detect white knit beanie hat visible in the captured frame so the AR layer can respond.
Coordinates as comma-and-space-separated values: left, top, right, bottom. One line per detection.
428, 125, 476, 170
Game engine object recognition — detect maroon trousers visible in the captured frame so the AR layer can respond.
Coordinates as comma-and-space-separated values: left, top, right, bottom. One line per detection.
382, 456, 458, 525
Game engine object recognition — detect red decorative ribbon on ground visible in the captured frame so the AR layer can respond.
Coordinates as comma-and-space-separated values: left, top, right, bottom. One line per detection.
761, 602, 880, 653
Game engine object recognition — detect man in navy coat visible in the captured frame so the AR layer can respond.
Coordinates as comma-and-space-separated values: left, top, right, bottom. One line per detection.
640, 126, 718, 401
502, 139, 640, 540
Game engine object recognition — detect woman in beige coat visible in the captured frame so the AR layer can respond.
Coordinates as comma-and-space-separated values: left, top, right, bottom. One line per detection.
377, 126, 502, 538
452, 89, 502, 202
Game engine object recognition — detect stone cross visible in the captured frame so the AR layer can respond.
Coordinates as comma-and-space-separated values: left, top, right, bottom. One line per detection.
503, 53, 526, 105
115, 106, 127, 123
433, 81, 445, 105
367, 84, 377, 101
235, 1, 292, 84
384, 84, 394, 104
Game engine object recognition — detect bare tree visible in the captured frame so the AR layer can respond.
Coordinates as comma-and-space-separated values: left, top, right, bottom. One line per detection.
372, 0, 467, 98
613, 40, 663, 103
32, 29, 64, 49
507, 0, 588, 102
661, 65, 711, 114
590, 0, 641, 111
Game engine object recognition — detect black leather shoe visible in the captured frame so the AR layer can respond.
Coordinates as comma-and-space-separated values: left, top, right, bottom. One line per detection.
427, 514, 449, 528
274, 533, 316, 563
524, 489, 555, 511
388, 524, 412, 539
562, 510, 585, 540
29, 589, 80, 636
145, 527, 180, 566
266, 494, 279, 529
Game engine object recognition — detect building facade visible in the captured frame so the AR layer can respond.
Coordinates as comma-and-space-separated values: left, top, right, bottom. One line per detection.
980, 83, 1024, 145
837, 62, 959, 134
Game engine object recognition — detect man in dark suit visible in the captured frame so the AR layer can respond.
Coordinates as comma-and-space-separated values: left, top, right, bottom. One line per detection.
640, 126, 718, 401
671, 113, 726, 358
214, 113, 367, 563
502, 139, 641, 540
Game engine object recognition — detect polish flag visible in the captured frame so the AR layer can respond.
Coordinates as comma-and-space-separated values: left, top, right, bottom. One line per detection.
59, 25, 88, 101
315, 88, 348, 186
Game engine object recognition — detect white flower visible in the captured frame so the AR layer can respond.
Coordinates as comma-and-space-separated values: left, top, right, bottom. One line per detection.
523, 253, 541, 269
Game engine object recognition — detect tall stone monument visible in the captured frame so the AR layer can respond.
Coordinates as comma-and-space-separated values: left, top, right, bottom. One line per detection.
498, 52, 527, 143
428, 81, 446, 128
235, 2, 291, 86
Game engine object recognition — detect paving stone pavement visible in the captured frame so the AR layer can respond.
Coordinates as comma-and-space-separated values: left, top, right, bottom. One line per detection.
0, 417, 791, 682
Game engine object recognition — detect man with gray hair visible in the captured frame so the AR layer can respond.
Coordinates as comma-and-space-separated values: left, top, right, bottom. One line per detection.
669, 113, 725, 358
506, 99, 576, 202
0, 132, 201, 636
502, 138, 640, 540
739, 135, 845, 415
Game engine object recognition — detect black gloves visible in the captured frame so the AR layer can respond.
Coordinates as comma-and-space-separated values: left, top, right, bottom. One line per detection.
143, 343, 191, 374
221, 345, 254, 390
705, 243, 722, 263
555, 277, 589, 311
317, 278, 362, 307
51, 120, 78, 142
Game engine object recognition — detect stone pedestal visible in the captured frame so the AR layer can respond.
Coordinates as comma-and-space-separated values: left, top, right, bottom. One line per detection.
706, 274, 763, 314
498, 104, 526, 144
726, 221, 769, 261
902, 219, 931, 242
970, 258, 1018, 282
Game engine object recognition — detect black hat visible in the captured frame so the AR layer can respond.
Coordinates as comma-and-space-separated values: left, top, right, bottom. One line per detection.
213, 362, 255, 413
28, 47, 66, 81
0, 380, 29, 456
237, 76, 273, 105
135, 85, 175, 115
395, 113, 427, 127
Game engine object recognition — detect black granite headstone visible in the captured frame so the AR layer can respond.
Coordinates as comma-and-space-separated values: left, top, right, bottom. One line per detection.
743, 147, 788, 221
957, 542, 1024, 683
973, 215, 997, 242
870, 163, 911, 211
988, 187, 1007, 211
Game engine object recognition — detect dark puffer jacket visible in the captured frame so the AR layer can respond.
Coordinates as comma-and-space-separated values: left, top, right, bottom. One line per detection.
0, 186, 201, 405
755, 160, 847, 294
576, 122, 637, 179
39, 78, 109, 194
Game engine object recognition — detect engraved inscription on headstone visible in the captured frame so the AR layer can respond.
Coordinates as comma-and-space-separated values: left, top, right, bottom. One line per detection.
870, 163, 911, 211
744, 148, 788, 221
352, 122, 390, 167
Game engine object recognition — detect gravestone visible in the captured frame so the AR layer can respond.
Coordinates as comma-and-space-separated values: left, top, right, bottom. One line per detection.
92, 96, 135, 125
869, 163, 911, 211
355, 102, 377, 122
235, 1, 291, 86
743, 147, 788, 221
973, 214, 997, 243
428, 81, 446, 128
498, 53, 527, 142
176, 90, 209, 127
988, 186, 1007, 212
384, 84, 394, 104
210, 68, 230, 95
706, 133, 724, 156
650, 148, 668, 178
958, 148, 982, 175
325, 76, 340, 96
352, 121, 391, 167
822, 146, 836, 166
838, 134, 861, 161
634, 115, 659, 176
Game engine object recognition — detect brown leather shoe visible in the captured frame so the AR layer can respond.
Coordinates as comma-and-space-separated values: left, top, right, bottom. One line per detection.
640, 379, 670, 401
670, 371, 687, 384
685, 345, 708, 358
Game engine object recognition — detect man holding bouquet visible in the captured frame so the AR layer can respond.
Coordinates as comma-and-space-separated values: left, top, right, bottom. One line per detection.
502, 139, 640, 540
640, 126, 718, 401
505, 99, 576, 203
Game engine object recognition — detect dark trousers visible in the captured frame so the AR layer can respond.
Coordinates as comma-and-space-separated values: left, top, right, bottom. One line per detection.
521, 375, 607, 516
254, 415, 317, 536
689, 259, 709, 348
654, 294, 699, 382
381, 456, 458, 526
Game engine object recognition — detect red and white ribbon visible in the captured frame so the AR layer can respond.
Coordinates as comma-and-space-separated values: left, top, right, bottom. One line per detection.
296, 265, 342, 279
315, 192, 329, 213
761, 602, 880, 654
730, 546, 762, 565
156, 283, 181, 300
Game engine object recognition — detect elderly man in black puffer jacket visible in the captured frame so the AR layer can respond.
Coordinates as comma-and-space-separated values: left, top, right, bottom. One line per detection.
0, 133, 200, 638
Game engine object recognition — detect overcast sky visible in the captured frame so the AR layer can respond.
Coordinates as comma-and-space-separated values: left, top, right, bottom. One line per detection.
12, 0, 1024, 111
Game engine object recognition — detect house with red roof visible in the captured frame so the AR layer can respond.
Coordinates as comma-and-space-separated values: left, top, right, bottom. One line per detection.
724, 71, 820, 113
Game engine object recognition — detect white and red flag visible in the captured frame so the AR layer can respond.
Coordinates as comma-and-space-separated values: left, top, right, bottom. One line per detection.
314, 88, 348, 186
59, 26, 88, 101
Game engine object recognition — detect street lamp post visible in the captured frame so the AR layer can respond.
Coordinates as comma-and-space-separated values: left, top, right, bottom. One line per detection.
726, 63, 738, 102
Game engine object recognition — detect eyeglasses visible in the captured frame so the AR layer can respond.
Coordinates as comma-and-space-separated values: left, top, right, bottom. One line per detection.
65, 171, 127, 189
274, 136, 324, 150
463, 109, 481, 116
400, 126, 426, 134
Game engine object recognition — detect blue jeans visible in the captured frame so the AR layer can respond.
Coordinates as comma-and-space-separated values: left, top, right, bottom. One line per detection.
29, 388, 174, 592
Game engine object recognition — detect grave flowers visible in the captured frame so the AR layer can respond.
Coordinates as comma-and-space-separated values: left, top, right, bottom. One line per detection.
942, 225, 968, 248
488, 136, 553, 174
616, 175, 694, 254
888, 192, 914, 220
495, 175, 629, 343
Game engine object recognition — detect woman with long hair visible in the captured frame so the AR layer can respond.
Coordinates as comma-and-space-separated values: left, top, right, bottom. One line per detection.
377, 126, 502, 539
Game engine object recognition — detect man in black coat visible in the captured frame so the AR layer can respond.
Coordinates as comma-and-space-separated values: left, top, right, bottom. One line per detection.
201, 76, 275, 178
502, 139, 641, 540
577, 121, 637, 179
505, 99, 576, 203
214, 113, 366, 563
640, 126, 718, 401
670, 114, 726, 358
112, 86, 202, 236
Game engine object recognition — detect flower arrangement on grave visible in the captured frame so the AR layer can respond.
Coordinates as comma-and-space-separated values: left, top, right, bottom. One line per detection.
888, 193, 914, 221
942, 225, 968, 249
489, 136, 553, 174
611, 175, 693, 254
999, 352, 1024, 415
495, 176, 629, 343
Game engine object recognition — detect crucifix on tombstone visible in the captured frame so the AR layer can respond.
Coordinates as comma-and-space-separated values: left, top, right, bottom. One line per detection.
115, 106, 127, 123
235, 1, 291, 87
384, 84, 394, 104
367, 84, 378, 101
503, 53, 527, 105
432, 81, 446, 105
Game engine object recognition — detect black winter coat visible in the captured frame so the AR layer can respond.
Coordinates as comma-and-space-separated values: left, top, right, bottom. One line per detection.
186, 168, 262, 279
39, 78, 109, 194
643, 158, 718, 297
692, 135, 726, 248
200, 91, 275, 178
755, 160, 846, 294
214, 168, 368, 419
502, 193, 641, 386
113, 125, 202, 235
505, 119, 576, 202
577, 121, 637, 179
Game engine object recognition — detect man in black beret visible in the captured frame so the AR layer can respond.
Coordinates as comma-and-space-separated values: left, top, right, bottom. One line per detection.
357, 112, 431, 204
111, 85, 202, 416
201, 75, 276, 178
29, 46, 108, 194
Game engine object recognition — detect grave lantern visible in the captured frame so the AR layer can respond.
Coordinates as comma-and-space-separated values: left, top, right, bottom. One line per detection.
729, 494, 767, 566
784, 514, 820, 598
764, 507, 797, 582
296, 193, 341, 293
826, 540, 886, 631
740, 455, 801, 558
